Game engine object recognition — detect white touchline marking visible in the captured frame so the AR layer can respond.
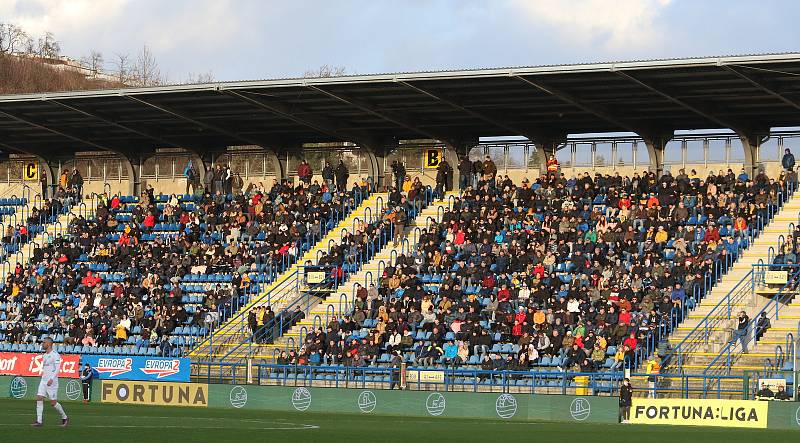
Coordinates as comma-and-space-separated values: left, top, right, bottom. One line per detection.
1, 424, 320, 430
0, 413, 319, 430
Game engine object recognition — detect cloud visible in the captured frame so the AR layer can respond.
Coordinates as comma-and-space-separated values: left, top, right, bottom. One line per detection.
1, 0, 131, 39
0, 0, 797, 83
510, 0, 673, 52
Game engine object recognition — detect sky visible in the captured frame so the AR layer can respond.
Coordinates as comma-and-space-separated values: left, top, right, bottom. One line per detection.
1, 0, 798, 82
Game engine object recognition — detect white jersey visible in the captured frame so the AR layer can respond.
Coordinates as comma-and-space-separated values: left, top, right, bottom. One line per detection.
40, 350, 61, 385
37, 350, 61, 400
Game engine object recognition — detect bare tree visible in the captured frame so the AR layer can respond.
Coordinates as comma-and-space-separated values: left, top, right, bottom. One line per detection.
131, 45, 163, 86
113, 52, 131, 84
22, 33, 36, 55
303, 64, 347, 78
36, 32, 60, 58
185, 70, 216, 84
80, 50, 104, 76
0, 23, 29, 54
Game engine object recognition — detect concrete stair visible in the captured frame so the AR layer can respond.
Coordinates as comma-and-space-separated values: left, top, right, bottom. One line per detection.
219, 192, 458, 361
663, 191, 800, 381
190, 193, 388, 359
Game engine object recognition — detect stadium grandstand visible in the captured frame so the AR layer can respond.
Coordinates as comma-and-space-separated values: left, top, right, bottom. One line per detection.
2, 52, 800, 406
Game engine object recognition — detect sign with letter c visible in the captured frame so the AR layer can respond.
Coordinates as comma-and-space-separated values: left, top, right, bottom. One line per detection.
24, 163, 38, 181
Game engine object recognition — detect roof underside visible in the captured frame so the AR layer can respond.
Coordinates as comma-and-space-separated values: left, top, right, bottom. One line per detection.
1, 53, 799, 159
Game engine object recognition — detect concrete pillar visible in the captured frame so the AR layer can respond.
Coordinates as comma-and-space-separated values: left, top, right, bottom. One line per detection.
119, 153, 140, 196
36, 157, 55, 200
362, 148, 384, 190
738, 132, 766, 176
534, 137, 566, 175
643, 135, 670, 176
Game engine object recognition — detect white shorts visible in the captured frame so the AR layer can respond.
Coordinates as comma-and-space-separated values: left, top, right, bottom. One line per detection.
36, 381, 58, 400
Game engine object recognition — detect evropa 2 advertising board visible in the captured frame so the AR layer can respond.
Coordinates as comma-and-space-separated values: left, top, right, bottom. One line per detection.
81, 355, 190, 382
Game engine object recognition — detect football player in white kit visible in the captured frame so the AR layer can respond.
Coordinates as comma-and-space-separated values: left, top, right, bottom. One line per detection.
32, 337, 69, 427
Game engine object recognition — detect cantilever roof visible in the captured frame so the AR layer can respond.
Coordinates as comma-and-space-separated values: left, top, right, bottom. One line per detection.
1, 53, 799, 158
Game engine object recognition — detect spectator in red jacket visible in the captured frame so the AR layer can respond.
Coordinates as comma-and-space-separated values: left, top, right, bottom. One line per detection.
704, 224, 721, 243
81, 271, 101, 288
622, 332, 638, 350
297, 161, 313, 185
514, 307, 527, 324
618, 195, 631, 210
497, 285, 511, 303
143, 213, 156, 230
481, 274, 496, 289
618, 308, 632, 325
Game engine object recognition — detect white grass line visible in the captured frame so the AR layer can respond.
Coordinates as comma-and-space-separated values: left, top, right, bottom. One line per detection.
0, 414, 319, 430
2, 424, 319, 430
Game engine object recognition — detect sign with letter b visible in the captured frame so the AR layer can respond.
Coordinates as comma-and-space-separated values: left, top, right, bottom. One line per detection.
424, 149, 443, 169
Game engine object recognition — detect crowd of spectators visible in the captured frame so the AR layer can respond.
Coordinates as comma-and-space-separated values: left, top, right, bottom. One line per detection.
1, 156, 794, 370
290, 163, 790, 373
1, 172, 378, 355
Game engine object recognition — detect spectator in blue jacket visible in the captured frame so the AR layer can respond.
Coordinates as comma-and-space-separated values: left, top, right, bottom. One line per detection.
442, 341, 459, 368
671, 283, 686, 307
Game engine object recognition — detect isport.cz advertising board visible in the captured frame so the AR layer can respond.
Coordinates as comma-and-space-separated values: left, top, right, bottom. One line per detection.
0, 352, 80, 378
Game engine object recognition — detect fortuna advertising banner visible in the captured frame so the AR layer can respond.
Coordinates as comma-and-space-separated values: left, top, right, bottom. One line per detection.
81, 355, 190, 382
630, 398, 769, 428
0, 352, 80, 378
100, 380, 208, 407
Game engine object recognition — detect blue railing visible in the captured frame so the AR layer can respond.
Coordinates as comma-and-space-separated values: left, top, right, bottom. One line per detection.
703, 264, 800, 384
213, 188, 436, 361
190, 362, 747, 398
224, 188, 435, 358
189, 188, 380, 351
662, 268, 753, 372
661, 184, 800, 373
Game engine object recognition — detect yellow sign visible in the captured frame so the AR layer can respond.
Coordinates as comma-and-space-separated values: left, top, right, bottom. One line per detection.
406, 370, 444, 383
424, 149, 444, 168
23, 162, 38, 181
630, 398, 767, 428
757, 378, 787, 398
306, 271, 325, 285
765, 270, 788, 285
101, 380, 208, 407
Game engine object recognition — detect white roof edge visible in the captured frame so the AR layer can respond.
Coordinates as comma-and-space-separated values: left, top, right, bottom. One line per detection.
1, 53, 800, 102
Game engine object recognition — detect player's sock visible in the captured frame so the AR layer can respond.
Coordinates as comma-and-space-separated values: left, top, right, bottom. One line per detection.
36, 400, 43, 422
53, 402, 67, 420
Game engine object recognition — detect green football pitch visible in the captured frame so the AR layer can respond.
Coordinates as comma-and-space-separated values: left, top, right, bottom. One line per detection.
1, 398, 797, 443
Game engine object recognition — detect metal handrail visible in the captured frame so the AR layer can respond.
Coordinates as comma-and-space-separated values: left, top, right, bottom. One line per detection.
704, 265, 800, 379
662, 269, 753, 372
661, 193, 800, 373
254, 189, 435, 358
191, 362, 748, 399
190, 188, 380, 351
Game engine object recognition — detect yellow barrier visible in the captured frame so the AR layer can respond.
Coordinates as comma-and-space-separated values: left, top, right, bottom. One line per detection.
574, 376, 590, 396
630, 398, 768, 428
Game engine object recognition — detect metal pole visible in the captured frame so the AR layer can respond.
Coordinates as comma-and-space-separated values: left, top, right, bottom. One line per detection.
794, 337, 798, 401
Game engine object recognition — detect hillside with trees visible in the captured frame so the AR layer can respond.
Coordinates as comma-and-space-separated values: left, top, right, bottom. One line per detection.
0, 22, 214, 94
